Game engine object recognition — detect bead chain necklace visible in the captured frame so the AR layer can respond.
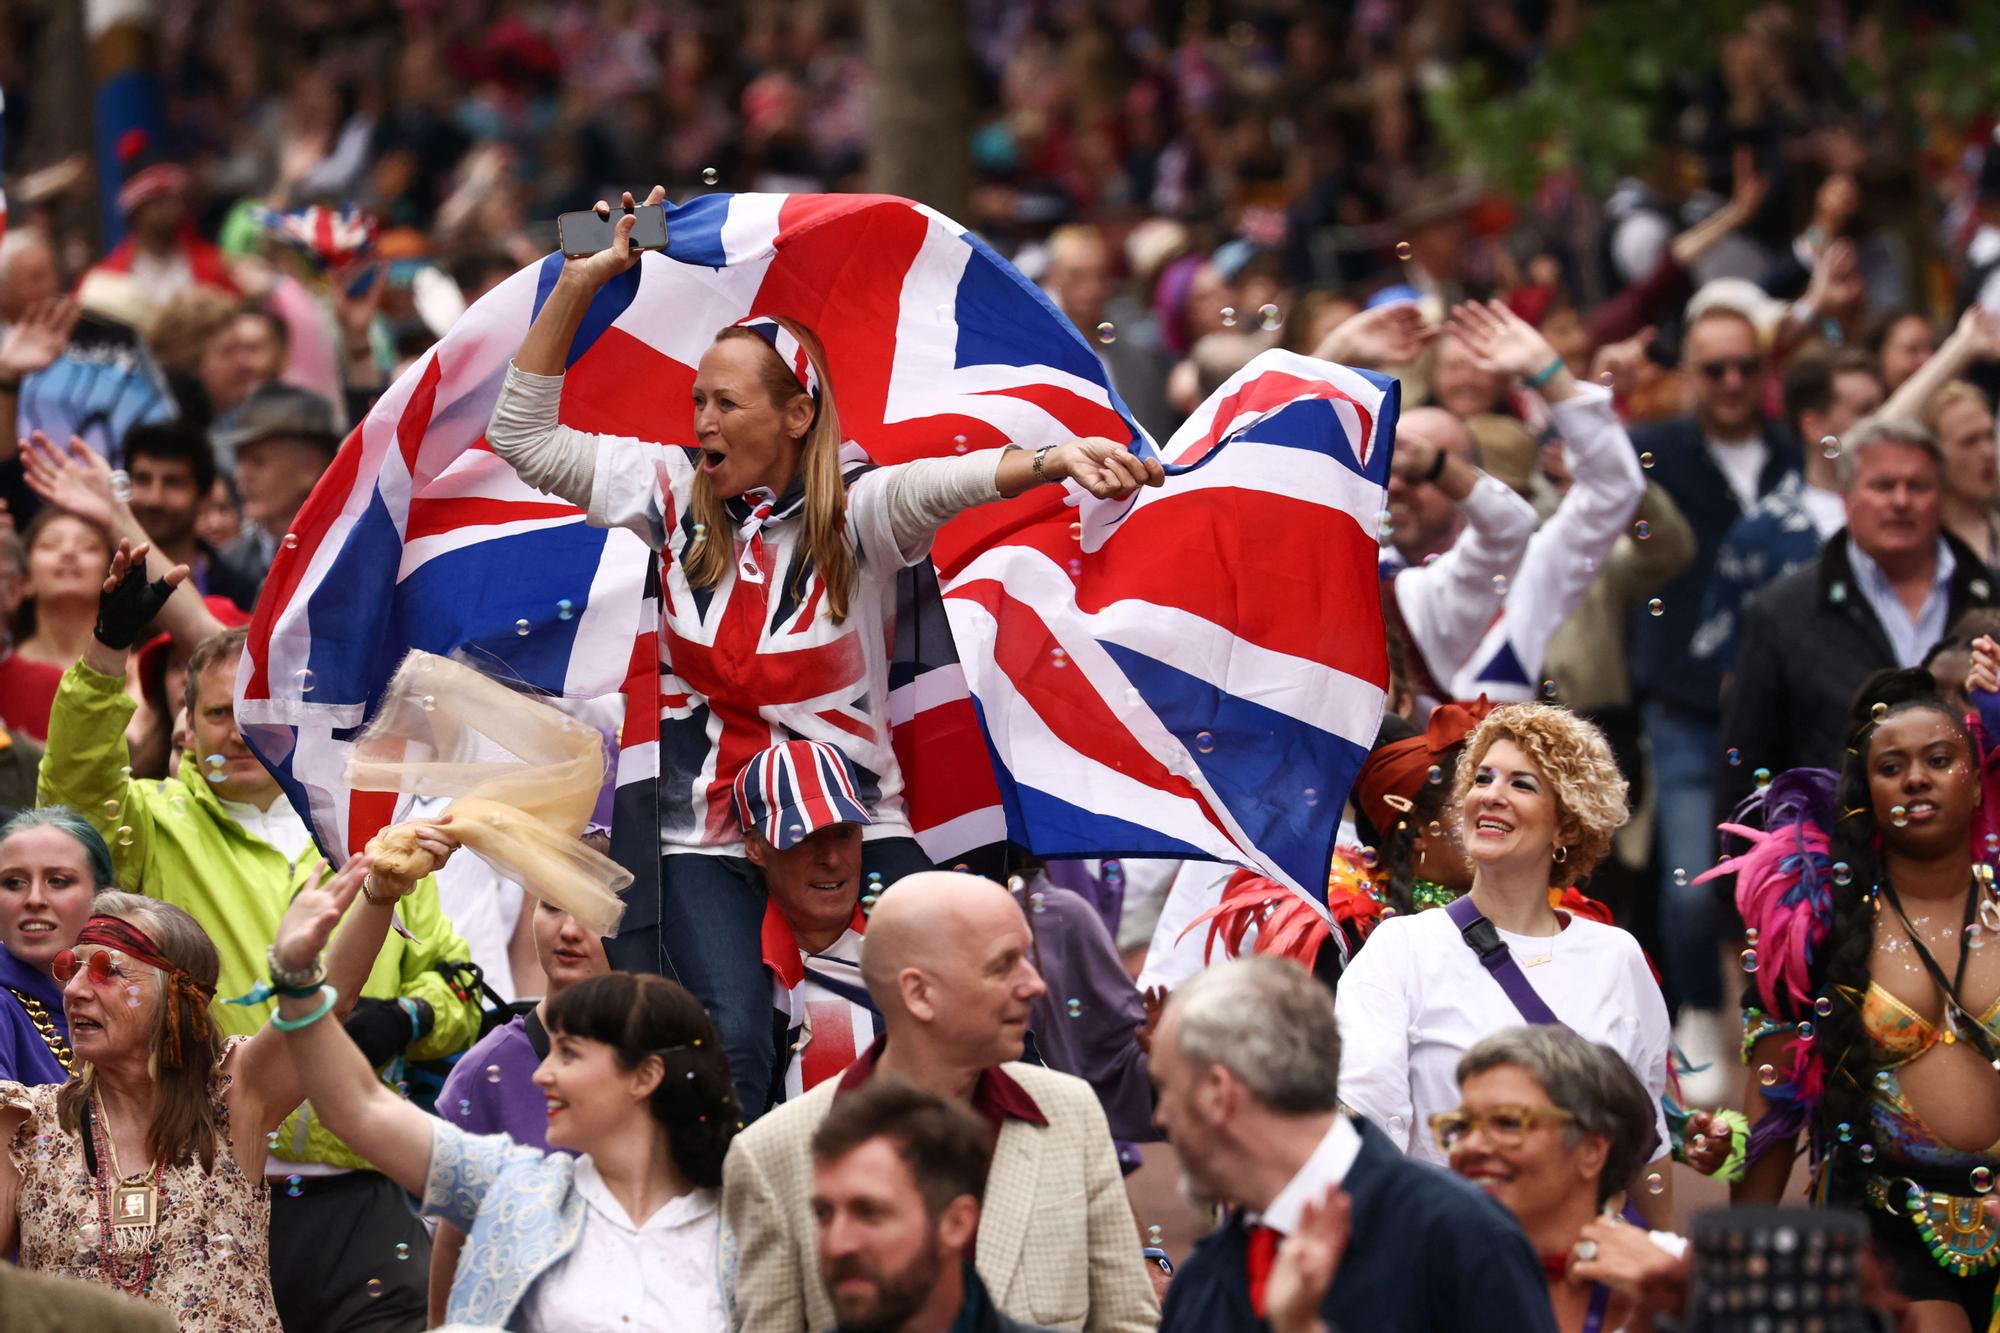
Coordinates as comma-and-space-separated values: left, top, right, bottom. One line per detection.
90, 1096, 164, 1296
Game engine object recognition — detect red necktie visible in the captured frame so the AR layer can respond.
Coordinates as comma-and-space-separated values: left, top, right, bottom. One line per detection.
1245, 1224, 1281, 1317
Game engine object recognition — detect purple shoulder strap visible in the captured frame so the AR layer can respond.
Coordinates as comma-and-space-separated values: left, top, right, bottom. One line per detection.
1443, 895, 1566, 1028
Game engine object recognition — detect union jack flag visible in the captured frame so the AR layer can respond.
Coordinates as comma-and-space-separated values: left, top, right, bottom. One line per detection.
252, 204, 377, 271
236, 193, 1393, 911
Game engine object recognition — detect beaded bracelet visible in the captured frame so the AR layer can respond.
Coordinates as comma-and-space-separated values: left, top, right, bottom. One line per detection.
271, 985, 339, 1033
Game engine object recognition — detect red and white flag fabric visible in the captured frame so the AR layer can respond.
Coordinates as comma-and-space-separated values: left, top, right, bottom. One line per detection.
236, 192, 1394, 914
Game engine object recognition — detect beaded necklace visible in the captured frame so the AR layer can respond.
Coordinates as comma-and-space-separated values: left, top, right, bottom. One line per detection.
89, 1097, 164, 1296
5, 987, 72, 1071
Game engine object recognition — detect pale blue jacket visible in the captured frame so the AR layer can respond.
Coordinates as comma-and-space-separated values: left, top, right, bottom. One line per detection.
421, 1118, 728, 1328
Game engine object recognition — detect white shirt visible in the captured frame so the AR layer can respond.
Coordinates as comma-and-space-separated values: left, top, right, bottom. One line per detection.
1135, 860, 1241, 993
1800, 484, 1846, 540
516, 1162, 727, 1333
1704, 435, 1769, 514
1333, 905, 1671, 1168
1383, 474, 1539, 695
1255, 1115, 1363, 1235
218, 794, 318, 863
1449, 385, 1646, 700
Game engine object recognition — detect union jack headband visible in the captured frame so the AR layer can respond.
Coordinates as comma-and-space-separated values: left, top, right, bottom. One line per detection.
732, 316, 820, 404
733, 738, 873, 851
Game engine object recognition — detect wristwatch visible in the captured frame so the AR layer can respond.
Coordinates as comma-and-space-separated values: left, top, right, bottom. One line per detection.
267, 943, 325, 993
1032, 445, 1055, 483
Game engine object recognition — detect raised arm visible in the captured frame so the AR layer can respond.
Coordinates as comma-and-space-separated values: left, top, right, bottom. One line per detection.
0, 297, 82, 465
252, 853, 444, 1196
1882, 305, 2000, 425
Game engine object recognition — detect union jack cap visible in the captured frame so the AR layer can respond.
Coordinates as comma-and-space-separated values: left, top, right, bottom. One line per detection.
732, 739, 874, 850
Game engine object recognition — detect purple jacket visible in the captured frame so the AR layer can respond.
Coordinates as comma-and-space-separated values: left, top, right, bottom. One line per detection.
0, 944, 70, 1086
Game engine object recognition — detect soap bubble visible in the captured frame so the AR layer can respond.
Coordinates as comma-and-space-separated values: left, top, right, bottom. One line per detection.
557, 599, 575, 621
1065, 998, 1083, 1018
1303, 787, 1319, 807
282, 532, 300, 550
296, 668, 315, 694
1796, 1022, 1815, 1041
286, 1174, 303, 1197
366, 1278, 384, 1298
1257, 304, 1282, 331
396, 1242, 411, 1261
514, 619, 531, 637
116, 826, 133, 847
1195, 731, 1215, 753
1836, 1121, 1852, 1142
1753, 767, 1772, 788
1857, 1143, 1876, 1163
1492, 574, 1509, 595
1633, 520, 1651, 540
484, 1064, 502, 1084
1096, 322, 1117, 345
1758, 1064, 1777, 1086
1815, 996, 1834, 1016
1645, 1172, 1664, 1194
1831, 862, 1851, 886
1890, 805, 1908, 827
1974, 1167, 1994, 1194
1395, 240, 1414, 261
701, 167, 719, 185
1427, 765, 1443, 785
1673, 867, 1687, 887
1639, 452, 1655, 469
1820, 435, 1840, 460
1741, 949, 1758, 973
1218, 307, 1237, 328
1050, 647, 1069, 668
1647, 598, 1664, 617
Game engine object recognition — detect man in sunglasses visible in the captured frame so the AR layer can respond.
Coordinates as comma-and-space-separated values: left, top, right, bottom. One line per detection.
1625, 300, 1800, 1104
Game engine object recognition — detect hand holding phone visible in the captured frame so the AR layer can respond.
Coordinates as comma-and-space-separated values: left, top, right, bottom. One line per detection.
554, 187, 668, 292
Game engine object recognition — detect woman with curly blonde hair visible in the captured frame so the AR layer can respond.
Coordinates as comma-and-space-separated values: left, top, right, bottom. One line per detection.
1334, 703, 1676, 1221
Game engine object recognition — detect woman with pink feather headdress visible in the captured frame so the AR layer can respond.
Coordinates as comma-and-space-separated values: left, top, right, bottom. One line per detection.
1709, 664, 2000, 1329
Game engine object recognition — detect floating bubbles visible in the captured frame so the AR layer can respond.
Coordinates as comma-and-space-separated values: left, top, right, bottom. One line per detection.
1491, 573, 1509, 595
1857, 1143, 1876, 1163
103, 798, 123, 818
515, 619, 531, 637
952, 434, 969, 455
1069, 521, 1084, 542
367, 1278, 385, 1299
282, 532, 300, 550
1645, 1172, 1665, 1194
1971, 923, 1987, 950
286, 1174, 304, 1198
1726, 747, 1742, 766
1639, 452, 1655, 470
1065, 998, 1083, 1018
557, 599, 575, 621
1890, 804, 1909, 828
1744, 927, 1758, 945
1815, 996, 1834, 1017
1758, 1064, 1778, 1087
1673, 867, 1688, 887
1050, 647, 1070, 669
1030, 891, 1047, 914
1753, 767, 1772, 789
1096, 321, 1117, 345
860, 893, 879, 913
1633, 520, 1651, 541
1257, 303, 1282, 332
1836, 1121, 1853, 1142
420, 694, 436, 712
1647, 598, 1664, 617
1796, 1022, 1815, 1041
1541, 680, 1558, 699
1146, 1224, 1164, 1245
31, 1134, 52, 1162
1974, 1167, 1994, 1194
484, 1064, 502, 1084
296, 668, 315, 694
1831, 861, 1851, 887
1741, 948, 1759, 974
116, 826, 133, 847
1219, 306, 1238, 328
1303, 786, 1320, 807
1427, 764, 1444, 785
1195, 731, 1215, 753
1360, 845, 1380, 868
1987, 831, 2000, 855
1820, 435, 1840, 461
1599, 370, 1615, 387
692, 522, 708, 542
1395, 240, 1414, 261
457, 1099, 471, 1117
1875, 1070, 1893, 1090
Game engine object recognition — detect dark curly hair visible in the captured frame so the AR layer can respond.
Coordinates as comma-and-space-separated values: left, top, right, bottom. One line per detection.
544, 973, 738, 1188
1810, 667, 1976, 1206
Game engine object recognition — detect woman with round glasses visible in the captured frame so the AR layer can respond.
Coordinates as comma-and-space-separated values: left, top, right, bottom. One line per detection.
0, 808, 116, 1084
1436, 1026, 1689, 1333
0, 856, 416, 1330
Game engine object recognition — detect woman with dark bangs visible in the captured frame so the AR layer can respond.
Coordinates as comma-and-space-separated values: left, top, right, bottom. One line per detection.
1722, 666, 2000, 1329
271, 882, 737, 1333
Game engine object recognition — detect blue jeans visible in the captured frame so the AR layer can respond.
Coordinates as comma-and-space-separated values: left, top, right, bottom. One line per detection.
615, 836, 934, 1122
1643, 700, 1723, 1012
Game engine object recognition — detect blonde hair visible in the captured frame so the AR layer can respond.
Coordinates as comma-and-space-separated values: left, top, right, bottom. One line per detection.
145, 288, 243, 376
684, 317, 856, 623
1922, 380, 1992, 437
1450, 704, 1629, 886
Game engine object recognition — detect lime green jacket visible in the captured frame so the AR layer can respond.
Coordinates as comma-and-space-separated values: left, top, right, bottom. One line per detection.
38, 661, 483, 1171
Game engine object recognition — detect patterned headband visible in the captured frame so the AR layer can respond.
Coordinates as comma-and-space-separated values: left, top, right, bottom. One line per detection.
732, 316, 820, 404
75, 915, 214, 1068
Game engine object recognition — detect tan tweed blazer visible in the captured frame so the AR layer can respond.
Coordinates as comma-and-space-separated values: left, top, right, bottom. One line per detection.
721, 1061, 1160, 1332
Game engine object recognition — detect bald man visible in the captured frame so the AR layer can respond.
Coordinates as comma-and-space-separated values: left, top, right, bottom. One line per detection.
722, 873, 1160, 1333
1379, 405, 1538, 704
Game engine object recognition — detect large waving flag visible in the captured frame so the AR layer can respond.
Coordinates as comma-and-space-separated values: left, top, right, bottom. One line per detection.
237, 193, 1393, 908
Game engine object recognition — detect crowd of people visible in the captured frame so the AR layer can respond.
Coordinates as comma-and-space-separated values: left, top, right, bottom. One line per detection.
4, 2, 2000, 1331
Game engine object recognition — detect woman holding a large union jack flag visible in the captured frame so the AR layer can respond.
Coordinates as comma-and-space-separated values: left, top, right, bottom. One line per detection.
485, 186, 1165, 1118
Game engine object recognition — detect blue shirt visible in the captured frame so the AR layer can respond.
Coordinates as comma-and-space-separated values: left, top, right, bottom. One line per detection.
1847, 536, 1955, 667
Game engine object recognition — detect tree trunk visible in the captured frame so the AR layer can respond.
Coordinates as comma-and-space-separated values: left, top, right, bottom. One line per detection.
862, 0, 972, 221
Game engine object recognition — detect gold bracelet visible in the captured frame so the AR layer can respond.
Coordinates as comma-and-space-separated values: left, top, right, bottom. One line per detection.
361, 873, 399, 906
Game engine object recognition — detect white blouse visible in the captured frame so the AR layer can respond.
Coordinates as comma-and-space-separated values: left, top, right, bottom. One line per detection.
515, 1160, 727, 1333
1333, 905, 1672, 1168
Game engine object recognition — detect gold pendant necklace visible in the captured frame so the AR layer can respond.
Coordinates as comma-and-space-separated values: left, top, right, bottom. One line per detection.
96, 1096, 160, 1230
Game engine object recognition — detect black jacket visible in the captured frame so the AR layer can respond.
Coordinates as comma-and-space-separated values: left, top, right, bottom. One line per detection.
1716, 529, 1996, 820
1627, 413, 1801, 716
1159, 1117, 1557, 1333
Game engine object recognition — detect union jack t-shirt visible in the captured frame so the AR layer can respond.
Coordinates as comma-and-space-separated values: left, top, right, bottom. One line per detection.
574, 417, 1008, 857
